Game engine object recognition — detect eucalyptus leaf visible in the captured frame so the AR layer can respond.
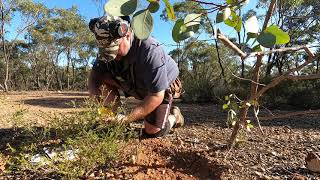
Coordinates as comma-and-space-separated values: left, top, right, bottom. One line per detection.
235, 18, 242, 32
223, 7, 231, 20
178, 31, 195, 41
132, 9, 153, 40
162, 0, 175, 21
224, 11, 242, 32
252, 44, 263, 52
104, 0, 137, 16
245, 15, 259, 33
184, 13, 201, 27
243, 0, 250, 5
216, 12, 224, 23
180, 24, 187, 33
226, 0, 236, 5
247, 32, 258, 38
147, 1, 160, 13
186, 24, 199, 34
172, 19, 184, 43
224, 19, 236, 28
265, 25, 290, 44
257, 32, 276, 48
247, 123, 254, 129
246, 32, 257, 43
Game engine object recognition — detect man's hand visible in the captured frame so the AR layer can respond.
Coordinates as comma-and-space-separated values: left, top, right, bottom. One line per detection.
104, 114, 127, 124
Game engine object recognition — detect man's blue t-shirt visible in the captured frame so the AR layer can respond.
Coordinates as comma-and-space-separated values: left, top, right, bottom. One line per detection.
122, 36, 179, 96
93, 36, 179, 99
122, 37, 179, 97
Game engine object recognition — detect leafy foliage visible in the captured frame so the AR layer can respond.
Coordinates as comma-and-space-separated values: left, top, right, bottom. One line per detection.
104, 0, 175, 39
162, 0, 175, 20
147, 1, 160, 13
2, 98, 135, 178
104, 0, 137, 16
224, 10, 242, 32
172, 13, 201, 43
170, 41, 237, 102
132, 9, 153, 40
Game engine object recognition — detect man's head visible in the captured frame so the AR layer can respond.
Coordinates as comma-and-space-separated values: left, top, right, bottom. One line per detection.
89, 16, 133, 61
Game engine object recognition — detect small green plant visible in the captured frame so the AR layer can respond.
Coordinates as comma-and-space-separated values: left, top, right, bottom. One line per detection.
10, 105, 29, 130
223, 94, 254, 145
223, 94, 239, 127
2, 97, 135, 179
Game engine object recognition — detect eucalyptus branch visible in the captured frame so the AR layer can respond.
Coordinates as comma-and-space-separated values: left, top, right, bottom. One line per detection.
303, 46, 315, 58
196, 7, 219, 12
286, 74, 320, 81
207, 8, 220, 14
249, 54, 263, 102
261, 105, 275, 117
245, 45, 316, 59
190, 0, 226, 8
217, 31, 247, 59
230, 72, 266, 86
203, 13, 226, 79
217, 52, 266, 86
256, 54, 318, 99
253, 106, 264, 136
215, 39, 226, 80
262, 0, 277, 31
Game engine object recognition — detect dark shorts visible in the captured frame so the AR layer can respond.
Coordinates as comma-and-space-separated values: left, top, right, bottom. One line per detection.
144, 89, 173, 129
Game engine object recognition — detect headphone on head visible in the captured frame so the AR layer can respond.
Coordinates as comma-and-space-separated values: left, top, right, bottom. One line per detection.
108, 19, 129, 38
89, 16, 130, 39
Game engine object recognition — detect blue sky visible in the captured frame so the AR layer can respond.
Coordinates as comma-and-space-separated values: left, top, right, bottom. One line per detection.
9, 0, 261, 53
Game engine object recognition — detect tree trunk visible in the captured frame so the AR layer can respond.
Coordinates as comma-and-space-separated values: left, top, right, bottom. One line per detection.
316, 58, 319, 74
241, 60, 245, 78
66, 48, 71, 90
229, 55, 263, 147
52, 51, 63, 91
275, 54, 284, 75
265, 53, 273, 77
72, 59, 76, 89
0, 0, 9, 92
228, 105, 249, 146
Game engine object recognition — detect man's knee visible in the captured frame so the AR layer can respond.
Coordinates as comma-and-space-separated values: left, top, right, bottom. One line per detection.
142, 120, 171, 138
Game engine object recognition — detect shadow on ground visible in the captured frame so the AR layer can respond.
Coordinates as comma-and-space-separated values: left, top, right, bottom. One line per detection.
0, 127, 59, 156
259, 115, 320, 130
22, 97, 86, 109
52, 92, 88, 96
174, 102, 228, 128
163, 149, 228, 179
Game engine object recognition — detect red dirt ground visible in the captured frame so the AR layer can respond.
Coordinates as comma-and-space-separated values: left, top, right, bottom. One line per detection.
1, 91, 320, 179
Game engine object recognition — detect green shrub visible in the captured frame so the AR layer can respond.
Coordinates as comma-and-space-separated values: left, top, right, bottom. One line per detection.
261, 79, 320, 109
2, 98, 135, 179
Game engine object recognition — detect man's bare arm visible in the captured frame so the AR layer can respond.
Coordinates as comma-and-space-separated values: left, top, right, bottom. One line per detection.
124, 90, 165, 123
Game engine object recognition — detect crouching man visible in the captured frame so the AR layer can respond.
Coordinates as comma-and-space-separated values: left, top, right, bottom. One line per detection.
88, 15, 184, 138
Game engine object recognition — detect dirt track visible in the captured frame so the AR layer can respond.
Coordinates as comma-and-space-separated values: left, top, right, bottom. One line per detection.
1, 91, 320, 179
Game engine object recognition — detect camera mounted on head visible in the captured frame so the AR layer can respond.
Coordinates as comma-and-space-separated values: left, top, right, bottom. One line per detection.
89, 16, 130, 39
